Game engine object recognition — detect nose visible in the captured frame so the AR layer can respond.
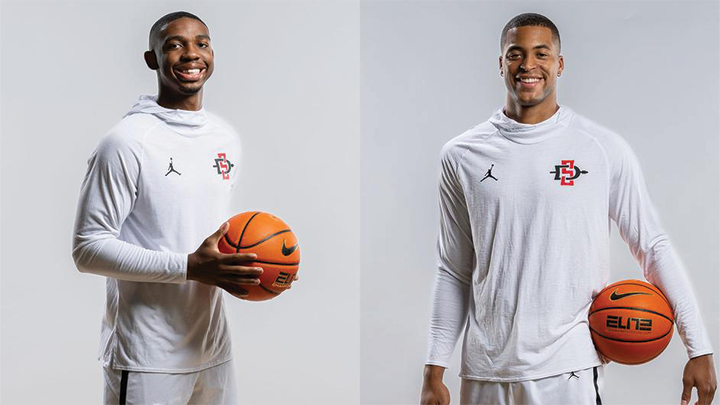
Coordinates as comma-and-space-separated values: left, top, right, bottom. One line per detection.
520, 55, 537, 71
181, 44, 201, 60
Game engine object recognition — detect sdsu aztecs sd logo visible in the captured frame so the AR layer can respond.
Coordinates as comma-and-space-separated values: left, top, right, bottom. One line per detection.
550, 159, 588, 186
212, 153, 234, 180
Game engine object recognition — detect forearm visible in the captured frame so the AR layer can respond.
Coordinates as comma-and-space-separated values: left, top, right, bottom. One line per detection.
72, 234, 187, 284
606, 136, 714, 360
642, 238, 714, 358
71, 133, 188, 284
426, 268, 471, 367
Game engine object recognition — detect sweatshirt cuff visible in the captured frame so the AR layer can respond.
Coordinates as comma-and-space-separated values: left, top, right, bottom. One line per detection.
688, 350, 714, 360
425, 352, 452, 369
169, 252, 188, 284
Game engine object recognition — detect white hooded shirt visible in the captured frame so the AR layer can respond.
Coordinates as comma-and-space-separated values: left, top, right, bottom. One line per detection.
72, 95, 241, 372
426, 106, 714, 382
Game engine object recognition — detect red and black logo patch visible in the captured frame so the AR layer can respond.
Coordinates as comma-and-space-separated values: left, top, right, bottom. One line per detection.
550, 160, 588, 186
212, 153, 234, 180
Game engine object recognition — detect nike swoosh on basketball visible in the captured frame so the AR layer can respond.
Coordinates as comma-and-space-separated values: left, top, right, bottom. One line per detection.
609, 290, 651, 301
281, 240, 298, 256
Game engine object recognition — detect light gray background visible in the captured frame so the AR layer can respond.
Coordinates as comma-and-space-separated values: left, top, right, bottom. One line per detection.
361, 1, 719, 405
0, 1, 358, 404
2, 1, 719, 405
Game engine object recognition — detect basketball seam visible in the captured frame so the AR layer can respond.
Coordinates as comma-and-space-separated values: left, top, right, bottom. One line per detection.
223, 233, 237, 249
239, 229, 292, 249
253, 260, 300, 266
589, 325, 672, 343
258, 284, 281, 295
588, 306, 674, 323
236, 212, 262, 253
600, 282, 672, 309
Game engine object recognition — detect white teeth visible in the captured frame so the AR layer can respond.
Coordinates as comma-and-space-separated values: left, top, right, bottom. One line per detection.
520, 77, 541, 83
181, 69, 201, 74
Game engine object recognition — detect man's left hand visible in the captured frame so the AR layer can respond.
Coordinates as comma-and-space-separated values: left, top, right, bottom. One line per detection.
681, 354, 717, 405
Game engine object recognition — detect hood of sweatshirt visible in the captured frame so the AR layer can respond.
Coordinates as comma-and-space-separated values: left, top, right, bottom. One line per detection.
124, 95, 209, 137
488, 105, 573, 144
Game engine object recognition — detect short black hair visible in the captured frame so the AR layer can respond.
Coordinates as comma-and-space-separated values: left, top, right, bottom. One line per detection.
149, 11, 208, 50
500, 13, 561, 52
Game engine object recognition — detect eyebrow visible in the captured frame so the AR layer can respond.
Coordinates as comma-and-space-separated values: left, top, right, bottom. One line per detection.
164, 34, 211, 44
506, 44, 552, 52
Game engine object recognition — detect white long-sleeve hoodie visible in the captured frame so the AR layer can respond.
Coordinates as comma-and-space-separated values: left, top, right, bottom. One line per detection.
427, 106, 714, 382
72, 95, 241, 372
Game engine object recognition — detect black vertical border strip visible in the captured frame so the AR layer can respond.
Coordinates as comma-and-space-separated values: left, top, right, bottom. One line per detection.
119, 370, 129, 405
593, 366, 602, 405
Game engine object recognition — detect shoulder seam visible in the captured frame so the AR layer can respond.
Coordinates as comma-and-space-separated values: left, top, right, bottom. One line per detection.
452, 126, 499, 172
137, 121, 163, 191
139, 121, 163, 170
568, 122, 612, 195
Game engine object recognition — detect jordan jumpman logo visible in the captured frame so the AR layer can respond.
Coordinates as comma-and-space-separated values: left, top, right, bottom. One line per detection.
165, 157, 181, 176
480, 164, 498, 182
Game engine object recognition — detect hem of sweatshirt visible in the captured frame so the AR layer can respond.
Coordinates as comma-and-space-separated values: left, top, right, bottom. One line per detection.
458, 361, 603, 383
106, 355, 233, 374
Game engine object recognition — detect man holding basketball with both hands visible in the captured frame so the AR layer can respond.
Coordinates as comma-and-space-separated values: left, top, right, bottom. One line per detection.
72, 11, 286, 404
420, 13, 716, 405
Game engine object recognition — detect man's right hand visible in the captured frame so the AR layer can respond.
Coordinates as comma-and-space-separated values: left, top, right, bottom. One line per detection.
421, 365, 451, 405
187, 222, 262, 299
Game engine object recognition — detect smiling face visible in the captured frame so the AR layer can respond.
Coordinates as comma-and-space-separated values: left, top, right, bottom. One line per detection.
145, 17, 214, 97
499, 26, 563, 108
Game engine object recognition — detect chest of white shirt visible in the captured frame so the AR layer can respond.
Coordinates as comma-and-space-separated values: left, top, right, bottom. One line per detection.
137, 136, 238, 201
457, 138, 608, 210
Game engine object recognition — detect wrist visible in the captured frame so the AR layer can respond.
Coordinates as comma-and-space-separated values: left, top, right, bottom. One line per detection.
423, 364, 446, 382
186, 253, 196, 281
689, 353, 714, 361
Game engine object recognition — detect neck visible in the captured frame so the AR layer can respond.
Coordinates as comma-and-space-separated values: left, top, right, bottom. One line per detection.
156, 88, 204, 111
503, 95, 559, 124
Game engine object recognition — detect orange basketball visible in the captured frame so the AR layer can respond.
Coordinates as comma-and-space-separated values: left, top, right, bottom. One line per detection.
217, 211, 300, 301
589, 279, 674, 365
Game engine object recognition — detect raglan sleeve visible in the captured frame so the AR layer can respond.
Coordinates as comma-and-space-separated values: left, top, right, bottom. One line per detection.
606, 135, 713, 359
426, 144, 474, 368
230, 129, 242, 189
71, 128, 188, 283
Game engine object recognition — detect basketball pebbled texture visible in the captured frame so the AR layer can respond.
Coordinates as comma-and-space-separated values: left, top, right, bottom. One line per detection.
218, 211, 300, 301
589, 279, 674, 365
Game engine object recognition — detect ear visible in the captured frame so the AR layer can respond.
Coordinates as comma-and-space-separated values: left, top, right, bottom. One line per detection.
498, 55, 504, 76
557, 54, 564, 76
144, 50, 159, 70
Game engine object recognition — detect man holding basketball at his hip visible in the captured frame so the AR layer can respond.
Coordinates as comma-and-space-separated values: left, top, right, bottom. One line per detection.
73, 11, 261, 404
420, 13, 716, 405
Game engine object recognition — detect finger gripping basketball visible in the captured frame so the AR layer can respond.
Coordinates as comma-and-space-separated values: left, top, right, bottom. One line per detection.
589, 279, 674, 365
217, 211, 300, 301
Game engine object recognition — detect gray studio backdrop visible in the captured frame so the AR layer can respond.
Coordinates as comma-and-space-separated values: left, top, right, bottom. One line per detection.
2, 1, 719, 405
0, 1, 358, 404
360, 1, 719, 405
